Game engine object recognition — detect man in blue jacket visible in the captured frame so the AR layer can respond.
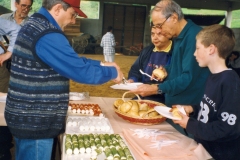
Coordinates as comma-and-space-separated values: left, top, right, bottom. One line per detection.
5, 0, 123, 159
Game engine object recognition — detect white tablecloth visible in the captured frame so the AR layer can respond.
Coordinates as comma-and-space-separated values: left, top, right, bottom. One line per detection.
0, 96, 212, 160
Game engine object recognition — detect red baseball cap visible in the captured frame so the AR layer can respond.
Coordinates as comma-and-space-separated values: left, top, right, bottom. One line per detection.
63, 0, 87, 18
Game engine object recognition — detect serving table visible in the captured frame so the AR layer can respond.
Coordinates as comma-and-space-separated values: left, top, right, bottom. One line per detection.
0, 96, 212, 160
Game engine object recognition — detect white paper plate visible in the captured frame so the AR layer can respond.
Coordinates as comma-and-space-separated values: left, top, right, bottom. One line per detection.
110, 82, 143, 90
154, 106, 186, 120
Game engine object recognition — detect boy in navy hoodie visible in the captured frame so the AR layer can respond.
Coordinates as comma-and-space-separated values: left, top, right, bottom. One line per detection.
173, 24, 240, 160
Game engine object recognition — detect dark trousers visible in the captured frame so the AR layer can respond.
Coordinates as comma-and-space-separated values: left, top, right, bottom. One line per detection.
0, 127, 13, 160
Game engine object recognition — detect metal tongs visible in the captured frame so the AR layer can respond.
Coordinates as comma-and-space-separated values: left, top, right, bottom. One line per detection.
139, 69, 158, 81
122, 77, 128, 84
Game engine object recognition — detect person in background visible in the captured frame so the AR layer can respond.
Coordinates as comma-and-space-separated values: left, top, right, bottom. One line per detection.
0, 18, 20, 160
0, 0, 33, 26
227, 51, 240, 77
130, 0, 210, 136
1, 1, 33, 159
100, 26, 117, 62
128, 26, 172, 103
5, 0, 123, 160
173, 24, 240, 160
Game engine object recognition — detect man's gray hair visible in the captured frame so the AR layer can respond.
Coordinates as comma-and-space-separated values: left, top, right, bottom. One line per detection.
150, 0, 184, 20
42, 0, 70, 11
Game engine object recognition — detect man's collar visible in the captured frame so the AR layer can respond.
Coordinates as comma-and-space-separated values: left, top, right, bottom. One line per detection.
153, 40, 172, 52
38, 7, 61, 30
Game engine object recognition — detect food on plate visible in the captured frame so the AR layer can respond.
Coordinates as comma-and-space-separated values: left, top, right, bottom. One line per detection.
68, 103, 103, 116
171, 107, 182, 119
153, 68, 167, 79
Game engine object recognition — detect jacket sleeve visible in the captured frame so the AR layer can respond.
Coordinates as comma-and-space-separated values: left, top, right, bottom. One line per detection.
0, 18, 20, 53
36, 33, 117, 85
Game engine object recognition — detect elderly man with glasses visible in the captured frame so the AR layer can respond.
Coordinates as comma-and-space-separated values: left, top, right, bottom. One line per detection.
130, 0, 210, 137
0, 0, 33, 26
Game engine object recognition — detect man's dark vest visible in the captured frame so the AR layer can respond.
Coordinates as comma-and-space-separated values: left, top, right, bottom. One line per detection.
5, 13, 69, 139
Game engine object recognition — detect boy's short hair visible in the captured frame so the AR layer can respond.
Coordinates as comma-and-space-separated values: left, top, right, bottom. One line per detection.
196, 24, 235, 59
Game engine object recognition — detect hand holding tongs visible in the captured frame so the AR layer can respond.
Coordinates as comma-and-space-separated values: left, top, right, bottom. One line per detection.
139, 69, 158, 81
122, 77, 128, 84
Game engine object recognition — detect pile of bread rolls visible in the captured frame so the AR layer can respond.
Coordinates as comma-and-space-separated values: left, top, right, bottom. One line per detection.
113, 99, 162, 118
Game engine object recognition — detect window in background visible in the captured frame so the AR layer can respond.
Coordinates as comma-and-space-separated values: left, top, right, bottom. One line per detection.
81, 1, 99, 19
0, 0, 42, 15
0, 0, 100, 19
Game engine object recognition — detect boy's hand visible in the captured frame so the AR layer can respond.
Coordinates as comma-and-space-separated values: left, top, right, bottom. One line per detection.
182, 105, 194, 116
170, 105, 193, 116
172, 111, 189, 129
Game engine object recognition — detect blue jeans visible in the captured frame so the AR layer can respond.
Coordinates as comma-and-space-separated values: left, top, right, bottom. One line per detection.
14, 137, 53, 160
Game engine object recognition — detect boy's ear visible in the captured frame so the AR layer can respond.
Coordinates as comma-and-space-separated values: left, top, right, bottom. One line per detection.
208, 44, 216, 55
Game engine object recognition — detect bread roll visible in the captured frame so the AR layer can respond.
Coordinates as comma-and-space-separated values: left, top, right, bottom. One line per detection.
119, 101, 132, 113
172, 108, 182, 119
139, 103, 149, 111
153, 68, 166, 79
114, 99, 124, 109
139, 110, 148, 117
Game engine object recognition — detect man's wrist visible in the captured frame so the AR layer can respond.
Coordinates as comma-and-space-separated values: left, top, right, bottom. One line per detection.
100, 61, 106, 66
157, 84, 162, 94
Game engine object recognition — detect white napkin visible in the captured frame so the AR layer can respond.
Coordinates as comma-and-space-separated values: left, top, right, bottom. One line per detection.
176, 105, 187, 115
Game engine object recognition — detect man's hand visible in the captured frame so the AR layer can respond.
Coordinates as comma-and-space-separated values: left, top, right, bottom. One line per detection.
101, 62, 123, 84
0, 51, 12, 66
129, 84, 158, 97
172, 111, 189, 129
127, 79, 134, 83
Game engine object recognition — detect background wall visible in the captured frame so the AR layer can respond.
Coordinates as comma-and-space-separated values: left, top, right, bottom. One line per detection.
232, 29, 240, 51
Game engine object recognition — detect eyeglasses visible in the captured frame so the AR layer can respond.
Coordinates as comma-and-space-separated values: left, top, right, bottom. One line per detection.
20, 4, 32, 10
71, 12, 78, 19
151, 15, 171, 29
